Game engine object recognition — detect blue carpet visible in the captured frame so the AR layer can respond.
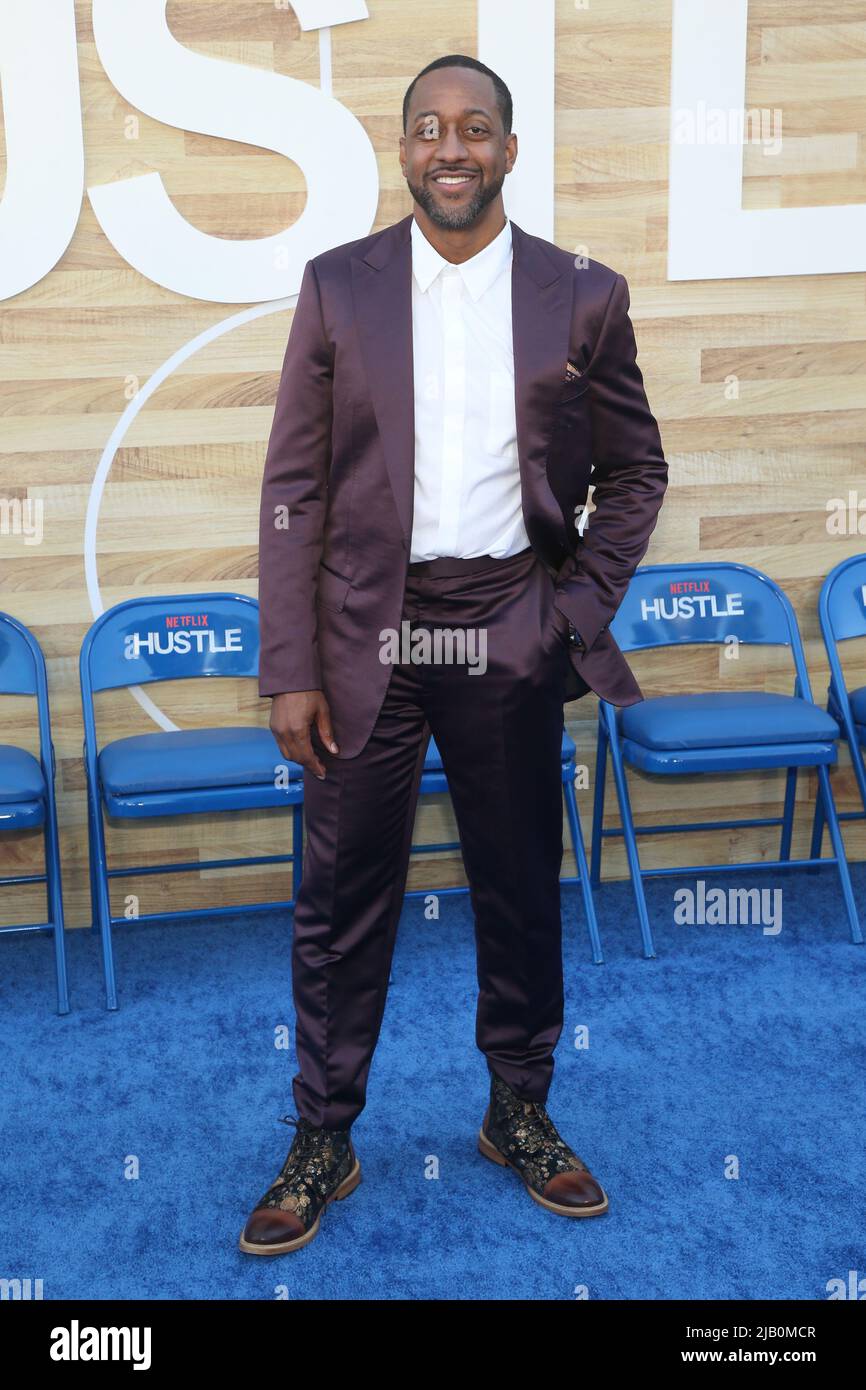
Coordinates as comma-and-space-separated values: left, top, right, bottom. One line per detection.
1, 863, 864, 1301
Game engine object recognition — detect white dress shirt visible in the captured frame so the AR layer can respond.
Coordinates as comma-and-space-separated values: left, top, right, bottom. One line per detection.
409, 215, 530, 561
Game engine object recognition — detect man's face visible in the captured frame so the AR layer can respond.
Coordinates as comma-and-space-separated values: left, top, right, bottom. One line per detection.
400, 68, 516, 231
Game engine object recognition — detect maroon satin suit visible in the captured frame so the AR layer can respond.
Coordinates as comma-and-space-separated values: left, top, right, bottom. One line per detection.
257, 212, 668, 1128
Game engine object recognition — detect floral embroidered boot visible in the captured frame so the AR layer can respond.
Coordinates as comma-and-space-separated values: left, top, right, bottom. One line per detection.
239, 1114, 361, 1255
478, 1067, 608, 1217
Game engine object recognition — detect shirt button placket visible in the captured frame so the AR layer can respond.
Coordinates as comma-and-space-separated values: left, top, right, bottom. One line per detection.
437, 268, 466, 557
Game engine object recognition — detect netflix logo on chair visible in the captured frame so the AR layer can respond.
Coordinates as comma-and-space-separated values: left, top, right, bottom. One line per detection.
640, 580, 746, 624
122, 612, 243, 660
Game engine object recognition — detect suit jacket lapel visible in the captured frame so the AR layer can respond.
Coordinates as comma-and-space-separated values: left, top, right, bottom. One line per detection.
351, 212, 574, 555
352, 216, 416, 546
510, 218, 575, 555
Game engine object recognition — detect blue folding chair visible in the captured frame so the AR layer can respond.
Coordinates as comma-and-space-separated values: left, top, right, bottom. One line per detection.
406, 728, 602, 963
80, 593, 304, 1010
814, 553, 866, 850
0, 612, 69, 1014
590, 562, 861, 956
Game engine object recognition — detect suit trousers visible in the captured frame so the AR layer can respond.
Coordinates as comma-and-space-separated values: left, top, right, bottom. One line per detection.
291, 544, 572, 1130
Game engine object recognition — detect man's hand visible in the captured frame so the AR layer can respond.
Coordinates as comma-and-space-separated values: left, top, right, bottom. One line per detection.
270, 691, 339, 780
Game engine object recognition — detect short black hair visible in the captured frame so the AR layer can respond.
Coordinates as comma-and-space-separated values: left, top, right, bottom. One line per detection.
402, 54, 513, 137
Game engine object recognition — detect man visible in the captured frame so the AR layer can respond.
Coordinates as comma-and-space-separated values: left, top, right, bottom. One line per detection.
240, 54, 668, 1255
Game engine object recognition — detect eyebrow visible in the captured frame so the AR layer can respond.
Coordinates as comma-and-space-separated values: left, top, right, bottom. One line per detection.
412, 108, 492, 122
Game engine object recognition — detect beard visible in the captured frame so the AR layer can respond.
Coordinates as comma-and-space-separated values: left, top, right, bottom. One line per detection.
406, 168, 506, 231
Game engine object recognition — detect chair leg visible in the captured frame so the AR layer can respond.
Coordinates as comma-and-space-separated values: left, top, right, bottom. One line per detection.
604, 708, 656, 959
590, 719, 608, 888
780, 766, 797, 861
86, 789, 100, 933
815, 764, 863, 945
43, 806, 70, 1016
563, 777, 603, 964
87, 776, 120, 1009
840, 705, 866, 814
809, 774, 826, 864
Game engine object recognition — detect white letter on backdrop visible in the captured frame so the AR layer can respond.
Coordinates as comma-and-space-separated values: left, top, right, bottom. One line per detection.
478, 0, 555, 242
668, 0, 866, 279
88, 0, 377, 302
0, 0, 83, 301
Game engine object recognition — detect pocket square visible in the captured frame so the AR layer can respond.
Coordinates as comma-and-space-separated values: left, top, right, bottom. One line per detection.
564, 359, 582, 381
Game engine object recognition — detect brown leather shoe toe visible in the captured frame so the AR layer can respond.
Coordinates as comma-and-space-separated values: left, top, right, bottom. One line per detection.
542, 1168, 608, 1213
241, 1206, 307, 1250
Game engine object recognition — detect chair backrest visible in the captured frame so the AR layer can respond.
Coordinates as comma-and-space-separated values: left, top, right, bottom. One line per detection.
0, 611, 42, 696
817, 554, 866, 725
0, 610, 53, 767
80, 593, 260, 696
819, 553, 866, 645
609, 562, 812, 696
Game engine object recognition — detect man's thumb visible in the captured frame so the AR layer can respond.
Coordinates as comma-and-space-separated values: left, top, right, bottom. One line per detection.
316, 706, 339, 755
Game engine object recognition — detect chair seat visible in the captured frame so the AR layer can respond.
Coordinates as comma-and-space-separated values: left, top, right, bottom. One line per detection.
98, 727, 301, 797
620, 692, 839, 751
423, 728, 577, 772
0, 744, 46, 803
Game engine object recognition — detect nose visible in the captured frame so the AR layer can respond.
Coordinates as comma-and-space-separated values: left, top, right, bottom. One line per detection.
438, 125, 470, 160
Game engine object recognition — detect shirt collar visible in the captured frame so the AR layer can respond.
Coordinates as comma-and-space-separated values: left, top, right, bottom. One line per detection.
411, 215, 512, 302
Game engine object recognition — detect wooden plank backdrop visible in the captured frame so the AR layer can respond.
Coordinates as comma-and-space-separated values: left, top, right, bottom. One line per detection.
1, 0, 865, 930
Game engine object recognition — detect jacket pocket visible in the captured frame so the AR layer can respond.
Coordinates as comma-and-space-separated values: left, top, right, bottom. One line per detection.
558, 375, 590, 405
316, 563, 352, 612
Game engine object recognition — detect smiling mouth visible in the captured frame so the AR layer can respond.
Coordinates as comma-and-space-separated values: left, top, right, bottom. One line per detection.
430, 172, 478, 190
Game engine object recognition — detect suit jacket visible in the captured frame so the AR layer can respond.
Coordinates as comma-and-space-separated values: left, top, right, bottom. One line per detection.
257, 211, 668, 759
